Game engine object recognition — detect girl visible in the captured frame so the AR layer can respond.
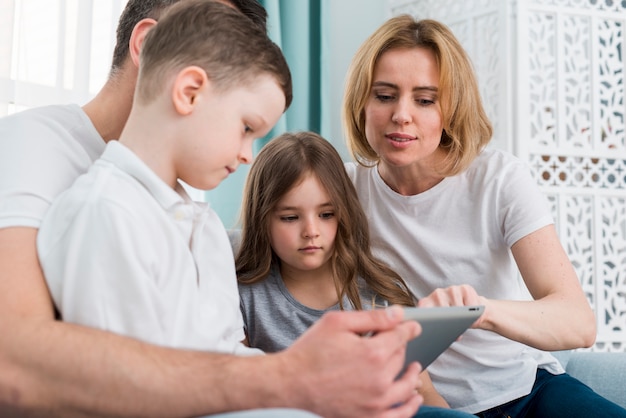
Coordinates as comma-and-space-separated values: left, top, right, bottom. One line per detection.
236, 131, 471, 414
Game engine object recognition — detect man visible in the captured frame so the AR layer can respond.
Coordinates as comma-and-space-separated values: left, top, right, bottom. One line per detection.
0, 1, 422, 417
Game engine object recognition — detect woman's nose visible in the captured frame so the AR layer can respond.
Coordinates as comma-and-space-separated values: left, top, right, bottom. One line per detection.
391, 99, 412, 125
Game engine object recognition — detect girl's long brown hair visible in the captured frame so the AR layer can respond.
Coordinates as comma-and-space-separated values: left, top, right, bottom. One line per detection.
236, 131, 415, 309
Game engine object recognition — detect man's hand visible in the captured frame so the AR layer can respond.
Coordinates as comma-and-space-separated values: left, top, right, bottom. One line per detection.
281, 305, 423, 418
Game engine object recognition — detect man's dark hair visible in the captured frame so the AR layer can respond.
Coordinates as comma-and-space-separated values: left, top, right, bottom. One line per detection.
110, 0, 267, 73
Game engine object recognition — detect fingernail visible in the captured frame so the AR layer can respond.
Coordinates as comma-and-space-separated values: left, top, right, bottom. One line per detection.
386, 305, 402, 319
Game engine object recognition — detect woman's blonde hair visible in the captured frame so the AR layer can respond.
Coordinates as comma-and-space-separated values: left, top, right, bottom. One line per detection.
236, 131, 415, 309
343, 16, 492, 176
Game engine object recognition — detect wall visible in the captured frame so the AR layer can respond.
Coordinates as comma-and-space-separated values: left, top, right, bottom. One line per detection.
323, 0, 388, 160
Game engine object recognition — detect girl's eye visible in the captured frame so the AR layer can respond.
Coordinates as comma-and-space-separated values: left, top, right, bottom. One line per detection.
279, 215, 298, 222
320, 211, 335, 220
244, 125, 252, 133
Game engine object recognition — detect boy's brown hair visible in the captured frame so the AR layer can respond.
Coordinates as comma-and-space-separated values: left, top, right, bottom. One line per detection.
136, 0, 292, 108
111, 0, 267, 73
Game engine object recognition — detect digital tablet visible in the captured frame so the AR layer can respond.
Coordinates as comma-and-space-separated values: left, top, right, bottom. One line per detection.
402, 305, 484, 370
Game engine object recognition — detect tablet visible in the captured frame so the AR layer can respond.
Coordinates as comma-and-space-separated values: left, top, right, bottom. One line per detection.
402, 305, 484, 370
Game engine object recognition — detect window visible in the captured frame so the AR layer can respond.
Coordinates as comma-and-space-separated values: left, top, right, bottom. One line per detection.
0, 0, 128, 117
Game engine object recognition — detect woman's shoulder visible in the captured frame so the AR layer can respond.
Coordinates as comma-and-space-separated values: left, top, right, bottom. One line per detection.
343, 161, 358, 178
475, 146, 523, 164
469, 147, 530, 178
344, 161, 377, 186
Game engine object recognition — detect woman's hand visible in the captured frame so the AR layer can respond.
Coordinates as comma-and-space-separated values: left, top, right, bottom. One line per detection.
417, 285, 487, 329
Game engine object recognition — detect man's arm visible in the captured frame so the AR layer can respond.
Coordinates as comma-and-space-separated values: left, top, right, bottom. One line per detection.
0, 227, 422, 418
1, 227, 248, 417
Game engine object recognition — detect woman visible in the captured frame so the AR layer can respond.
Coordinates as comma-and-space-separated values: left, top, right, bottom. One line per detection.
342, 15, 625, 417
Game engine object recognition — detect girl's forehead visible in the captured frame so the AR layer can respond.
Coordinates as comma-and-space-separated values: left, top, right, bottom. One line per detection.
278, 172, 330, 202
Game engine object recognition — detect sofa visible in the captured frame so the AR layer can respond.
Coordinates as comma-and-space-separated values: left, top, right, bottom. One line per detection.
552, 350, 626, 409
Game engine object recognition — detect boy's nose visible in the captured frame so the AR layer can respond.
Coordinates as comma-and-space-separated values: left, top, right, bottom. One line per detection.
238, 141, 254, 164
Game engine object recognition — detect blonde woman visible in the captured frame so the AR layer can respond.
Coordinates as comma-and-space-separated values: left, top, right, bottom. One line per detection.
343, 15, 625, 417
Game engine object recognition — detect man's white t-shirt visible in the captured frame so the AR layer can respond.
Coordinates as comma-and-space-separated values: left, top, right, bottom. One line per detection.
0, 104, 104, 228
38, 141, 258, 355
346, 148, 564, 413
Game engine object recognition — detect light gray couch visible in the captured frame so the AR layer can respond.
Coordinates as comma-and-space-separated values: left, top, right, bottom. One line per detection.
552, 350, 626, 409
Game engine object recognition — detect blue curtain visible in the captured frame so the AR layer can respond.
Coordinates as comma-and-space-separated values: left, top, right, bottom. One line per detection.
205, 0, 325, 228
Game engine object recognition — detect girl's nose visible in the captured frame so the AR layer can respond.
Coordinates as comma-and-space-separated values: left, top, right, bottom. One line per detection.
302, 219, 320, 239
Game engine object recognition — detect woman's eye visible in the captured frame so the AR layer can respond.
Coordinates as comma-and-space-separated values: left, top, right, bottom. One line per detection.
416, 98, 435, 106
375, 94, 395, 102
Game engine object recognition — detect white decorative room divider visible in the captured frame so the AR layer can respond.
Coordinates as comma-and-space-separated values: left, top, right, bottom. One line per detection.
387, 0, 625, 352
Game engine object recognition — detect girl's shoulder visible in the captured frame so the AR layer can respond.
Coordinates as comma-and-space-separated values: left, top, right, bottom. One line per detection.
356, 278, 389, 310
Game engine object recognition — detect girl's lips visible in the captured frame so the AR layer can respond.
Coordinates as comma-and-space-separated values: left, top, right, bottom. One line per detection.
299, 246, 321, 252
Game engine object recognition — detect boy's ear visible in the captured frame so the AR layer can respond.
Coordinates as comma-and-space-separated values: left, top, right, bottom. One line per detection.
129, 18, 158, 68
172, 66, 209, 115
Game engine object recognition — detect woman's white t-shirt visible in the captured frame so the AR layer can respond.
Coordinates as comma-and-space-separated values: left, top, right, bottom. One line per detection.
346, 148, 563, 413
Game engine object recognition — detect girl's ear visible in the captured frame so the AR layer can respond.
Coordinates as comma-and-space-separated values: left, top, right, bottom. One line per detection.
129, 18, 158, 68
171, 66, 209, 115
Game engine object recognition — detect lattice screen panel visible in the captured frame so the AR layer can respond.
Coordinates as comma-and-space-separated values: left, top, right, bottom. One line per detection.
388, 0, 626, 351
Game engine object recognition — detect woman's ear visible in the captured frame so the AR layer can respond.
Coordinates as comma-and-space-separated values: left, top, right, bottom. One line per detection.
172, 66, 209, 116
129, 18, 158, 68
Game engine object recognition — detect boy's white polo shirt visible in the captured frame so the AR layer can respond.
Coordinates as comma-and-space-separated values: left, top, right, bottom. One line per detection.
38, 141, 259, 356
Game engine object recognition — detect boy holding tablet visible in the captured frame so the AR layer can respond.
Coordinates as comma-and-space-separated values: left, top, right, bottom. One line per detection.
37, 0, 291, 352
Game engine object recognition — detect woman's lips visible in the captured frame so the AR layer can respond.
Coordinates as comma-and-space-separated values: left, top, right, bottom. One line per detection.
386, 132, 416, 148
386, 132, 417, 142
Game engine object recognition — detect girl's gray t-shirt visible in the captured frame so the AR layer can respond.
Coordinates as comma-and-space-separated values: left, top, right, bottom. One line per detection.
238, 266, 379, 352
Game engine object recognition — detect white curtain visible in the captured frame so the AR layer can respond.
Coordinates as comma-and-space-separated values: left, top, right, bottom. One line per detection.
0, 0, 128, 117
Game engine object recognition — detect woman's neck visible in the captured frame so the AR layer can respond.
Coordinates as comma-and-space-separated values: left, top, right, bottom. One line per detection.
377, 151, 446, 196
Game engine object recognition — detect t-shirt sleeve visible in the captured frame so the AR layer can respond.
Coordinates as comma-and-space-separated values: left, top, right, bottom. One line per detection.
497, 158, 554, 247
0, 109, 97, 228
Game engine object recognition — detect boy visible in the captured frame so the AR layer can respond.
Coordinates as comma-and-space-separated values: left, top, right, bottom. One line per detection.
37, 0, 291, 352
1, 0, 423, 415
